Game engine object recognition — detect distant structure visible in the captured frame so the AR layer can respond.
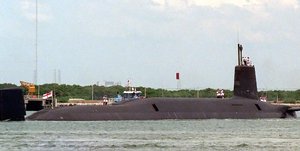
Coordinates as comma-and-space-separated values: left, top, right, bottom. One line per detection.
53, 69, 61, 84
58, 70, 61, 84
176, 72, 181, 90
53, 69, 57, 83
104, 81, 121, 87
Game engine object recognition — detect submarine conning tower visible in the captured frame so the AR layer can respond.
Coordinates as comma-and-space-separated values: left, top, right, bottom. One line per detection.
234, 44, 258, 100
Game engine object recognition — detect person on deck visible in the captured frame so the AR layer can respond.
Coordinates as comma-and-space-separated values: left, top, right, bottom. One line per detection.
220, 89, 225, 99
103, 96, 108, 105
216, 89, 221, 98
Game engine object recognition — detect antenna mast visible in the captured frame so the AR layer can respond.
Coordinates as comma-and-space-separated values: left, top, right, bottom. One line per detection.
236, 26, 243, 66
237, 44, 243, 66
34, 0, 38, 84
35, 0, 40, 97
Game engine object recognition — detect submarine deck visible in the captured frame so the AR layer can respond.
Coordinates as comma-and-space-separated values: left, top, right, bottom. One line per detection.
26, 97, 292, 121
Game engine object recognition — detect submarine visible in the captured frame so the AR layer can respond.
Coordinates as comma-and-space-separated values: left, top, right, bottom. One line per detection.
1, 44, 299, 121
24, 44, 300, 121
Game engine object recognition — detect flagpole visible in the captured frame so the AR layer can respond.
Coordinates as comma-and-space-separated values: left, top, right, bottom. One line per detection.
92, 85, 94, 100
51, 90, 54, 108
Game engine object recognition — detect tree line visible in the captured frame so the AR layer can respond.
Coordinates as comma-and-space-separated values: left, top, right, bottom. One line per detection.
1, 83, 300, 103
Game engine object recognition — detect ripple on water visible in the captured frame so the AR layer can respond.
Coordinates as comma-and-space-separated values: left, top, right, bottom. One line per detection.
0, 118, 300, 150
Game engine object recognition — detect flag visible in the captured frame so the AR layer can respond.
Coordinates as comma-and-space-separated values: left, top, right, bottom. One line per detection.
43, 91, 53, 99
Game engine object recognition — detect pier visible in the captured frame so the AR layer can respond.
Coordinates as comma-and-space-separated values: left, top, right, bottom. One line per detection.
24, 98, 56, 111
272, 103, 300, 108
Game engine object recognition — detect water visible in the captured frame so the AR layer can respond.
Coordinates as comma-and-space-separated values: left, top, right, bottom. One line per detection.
1, 113, 300, 151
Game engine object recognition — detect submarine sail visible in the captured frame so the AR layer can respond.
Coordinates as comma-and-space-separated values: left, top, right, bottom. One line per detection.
234, 43, 258, 100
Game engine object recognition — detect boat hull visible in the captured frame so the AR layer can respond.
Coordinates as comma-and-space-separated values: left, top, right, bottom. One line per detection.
26, 97, 295, 121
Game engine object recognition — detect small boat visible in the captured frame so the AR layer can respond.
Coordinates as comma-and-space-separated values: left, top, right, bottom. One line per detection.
123, 87, 142, 100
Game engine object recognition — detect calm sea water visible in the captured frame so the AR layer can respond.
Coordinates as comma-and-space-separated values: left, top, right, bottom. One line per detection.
0, 112, 300, 151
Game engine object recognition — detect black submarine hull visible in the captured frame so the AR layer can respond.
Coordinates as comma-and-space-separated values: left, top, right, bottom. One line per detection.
26, 97, 296, 121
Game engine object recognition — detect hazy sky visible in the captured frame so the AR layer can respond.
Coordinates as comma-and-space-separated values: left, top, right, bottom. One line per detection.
1, 0, 300, 90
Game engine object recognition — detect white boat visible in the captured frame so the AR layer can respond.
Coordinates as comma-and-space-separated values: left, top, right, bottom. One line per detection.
123, 87, 142, 100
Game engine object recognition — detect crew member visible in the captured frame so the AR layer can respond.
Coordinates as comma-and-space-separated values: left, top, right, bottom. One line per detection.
242, 57, 247, 66
260, 96, 267, 102
220, 89, 225, 99
216, 89, 221, 98
246, 57, 252, 66
103, 96, 108, 105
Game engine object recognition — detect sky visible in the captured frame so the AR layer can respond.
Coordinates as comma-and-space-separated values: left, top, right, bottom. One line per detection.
0, 0, 300, 90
